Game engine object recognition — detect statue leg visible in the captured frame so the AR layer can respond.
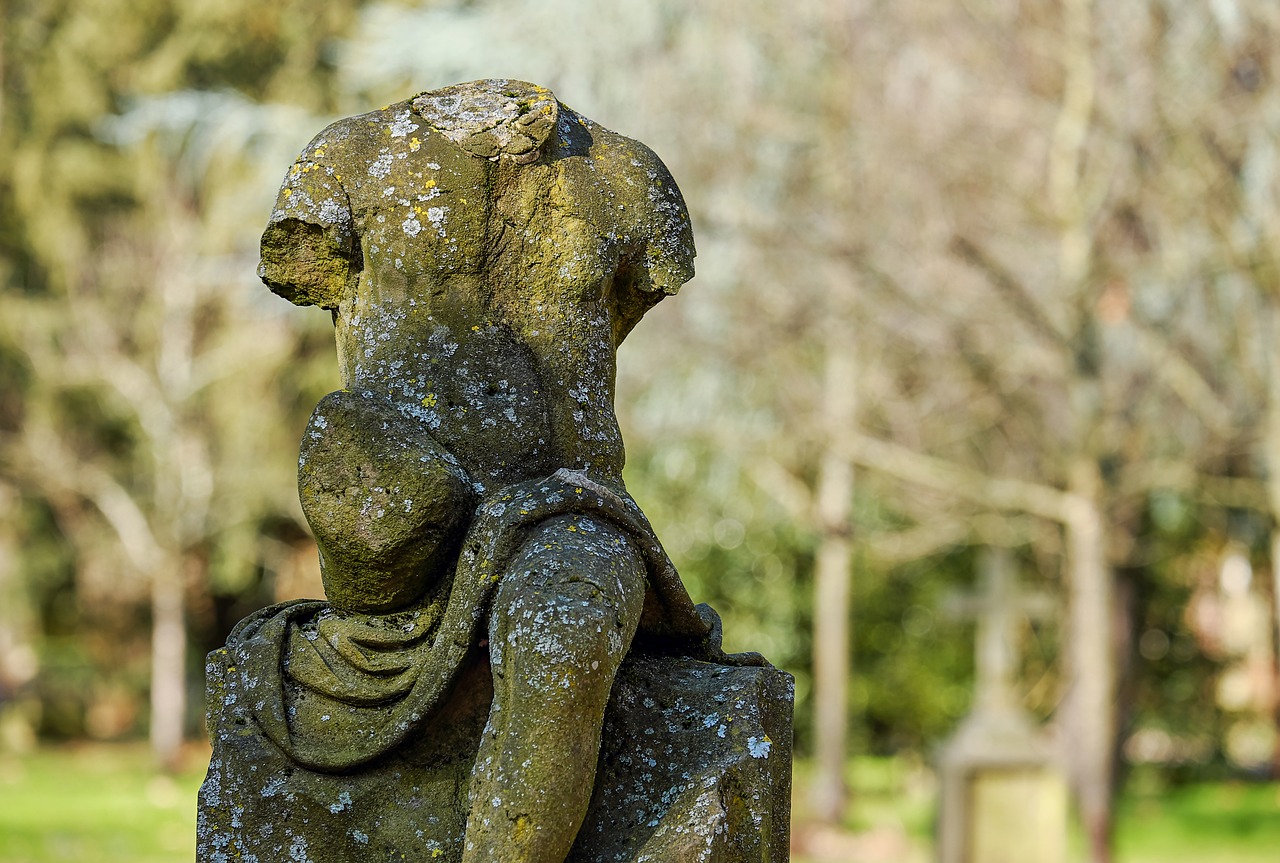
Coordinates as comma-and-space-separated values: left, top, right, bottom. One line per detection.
463, 513, 645, 863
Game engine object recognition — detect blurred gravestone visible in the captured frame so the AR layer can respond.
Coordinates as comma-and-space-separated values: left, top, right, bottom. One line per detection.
937, 548, 1066, 863
196, 80, 792, 863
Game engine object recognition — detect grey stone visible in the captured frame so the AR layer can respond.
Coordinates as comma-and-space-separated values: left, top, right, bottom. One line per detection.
198, 79, 792, 863
198, 650, 792, 863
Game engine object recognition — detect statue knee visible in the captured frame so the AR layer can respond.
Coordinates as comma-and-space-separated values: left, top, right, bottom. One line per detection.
488, 515, 645, 685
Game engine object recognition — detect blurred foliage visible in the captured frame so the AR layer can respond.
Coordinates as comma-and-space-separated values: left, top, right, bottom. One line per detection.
0, 0, 362, 750
0, 1, 1277, 811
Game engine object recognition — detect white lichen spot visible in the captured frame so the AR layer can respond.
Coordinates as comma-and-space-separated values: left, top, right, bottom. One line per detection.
403, 214, 422, 237
389, 111, 419, 138
317, 198, 347, 226
368, 153, 393, 179
747, 736, 772, 759
288, 833, 311, 863
426, 206, 448, 237
261, 775, 287, 798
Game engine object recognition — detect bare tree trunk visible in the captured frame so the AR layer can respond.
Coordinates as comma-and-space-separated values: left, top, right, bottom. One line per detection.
1264, 301, 1280, 775
1048, 1, 1117, 857
150, 558, 186, 770
1065, 460, 1115, 863
810, 344, 857, 824
0, 485, 37, 750
147, 218, 205, 771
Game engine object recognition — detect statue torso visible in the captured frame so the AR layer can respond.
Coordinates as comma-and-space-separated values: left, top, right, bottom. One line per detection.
261, 81, 695, 489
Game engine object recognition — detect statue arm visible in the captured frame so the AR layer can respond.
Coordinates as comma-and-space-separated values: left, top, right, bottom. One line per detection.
258, 124, 362, 310
536, 304, 629, 485
536, 138, 696, 480
637, 149, 696, 296
610, 141, 696, 344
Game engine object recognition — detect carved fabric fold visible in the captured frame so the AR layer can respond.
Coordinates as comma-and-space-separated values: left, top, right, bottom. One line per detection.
229, 470, 715, 773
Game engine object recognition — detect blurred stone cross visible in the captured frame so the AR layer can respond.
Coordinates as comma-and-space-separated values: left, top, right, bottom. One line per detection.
937, 547, 1067, 863
946, 546, 1054, 721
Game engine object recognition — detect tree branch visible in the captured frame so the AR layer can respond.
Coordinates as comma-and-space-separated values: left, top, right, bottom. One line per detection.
0, 429, 165, 575
949, 235, 1071, 353
1127, 320, 1239, 441
840, 431, 1077, 524
743, 455, 815, 525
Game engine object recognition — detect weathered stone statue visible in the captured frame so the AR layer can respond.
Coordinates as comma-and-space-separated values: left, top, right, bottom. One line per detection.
198, 80, 792, 863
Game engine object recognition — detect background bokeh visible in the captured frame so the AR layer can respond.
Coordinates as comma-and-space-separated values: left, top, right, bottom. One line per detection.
2, 1, 1279, 861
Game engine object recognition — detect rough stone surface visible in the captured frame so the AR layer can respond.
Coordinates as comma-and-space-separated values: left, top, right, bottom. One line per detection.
198, 79, 792, 863
575, 656, 793, 862
198, 650, 793, 862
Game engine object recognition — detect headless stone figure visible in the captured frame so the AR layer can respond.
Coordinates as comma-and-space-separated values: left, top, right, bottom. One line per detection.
257, 80, 700, 863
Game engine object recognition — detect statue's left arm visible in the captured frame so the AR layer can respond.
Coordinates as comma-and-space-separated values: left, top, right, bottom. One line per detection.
608, 140, 697, 345
533, 135, 697, 484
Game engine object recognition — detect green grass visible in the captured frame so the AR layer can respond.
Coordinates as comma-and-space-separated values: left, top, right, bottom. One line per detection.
790, 757, 1280, 863
0, 744, 206, 863
0, 746, 1277, 862
1114, 774, 1280, 863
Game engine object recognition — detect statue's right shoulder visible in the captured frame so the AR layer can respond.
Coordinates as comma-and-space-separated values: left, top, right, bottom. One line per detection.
259, 101, 422, 309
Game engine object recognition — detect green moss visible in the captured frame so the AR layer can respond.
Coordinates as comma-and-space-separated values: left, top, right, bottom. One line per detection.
260, 218, 358, 310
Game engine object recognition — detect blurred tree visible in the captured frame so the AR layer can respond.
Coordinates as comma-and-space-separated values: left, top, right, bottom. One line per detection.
0, 6, 1276, 854
0, 0, 360, 767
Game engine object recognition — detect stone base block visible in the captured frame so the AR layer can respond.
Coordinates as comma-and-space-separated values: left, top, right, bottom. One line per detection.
198, 650, 792, 863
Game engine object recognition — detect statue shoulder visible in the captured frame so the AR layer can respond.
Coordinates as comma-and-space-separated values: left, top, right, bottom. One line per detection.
556, 110, 696, 298
259, 102, 421, 309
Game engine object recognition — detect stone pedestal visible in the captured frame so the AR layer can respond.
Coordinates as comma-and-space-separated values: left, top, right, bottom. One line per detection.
936, 710, 1067, 863
198, 648, 793, 863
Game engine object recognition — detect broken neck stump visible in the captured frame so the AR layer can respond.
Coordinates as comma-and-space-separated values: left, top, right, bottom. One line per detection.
197, 80, 793, 863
